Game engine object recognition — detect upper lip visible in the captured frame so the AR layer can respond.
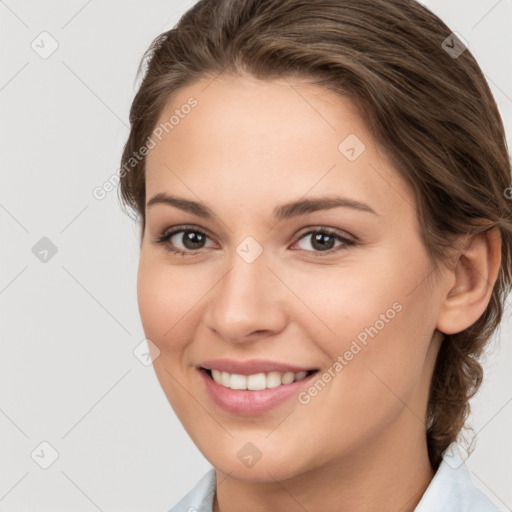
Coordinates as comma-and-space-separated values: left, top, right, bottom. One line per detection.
199, 358, 317, 375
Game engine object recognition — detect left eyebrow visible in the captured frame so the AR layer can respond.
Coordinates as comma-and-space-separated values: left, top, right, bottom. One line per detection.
273, 196, 379, 220
146, 193, 379, 220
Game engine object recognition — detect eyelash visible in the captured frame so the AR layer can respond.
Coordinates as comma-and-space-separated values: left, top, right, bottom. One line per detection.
154, 225, 356, 257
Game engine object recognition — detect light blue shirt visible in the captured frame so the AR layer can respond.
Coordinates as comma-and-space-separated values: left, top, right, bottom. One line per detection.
167, 443, 503, 512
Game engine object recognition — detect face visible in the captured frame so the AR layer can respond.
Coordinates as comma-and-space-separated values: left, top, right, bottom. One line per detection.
138, 74, 447, 481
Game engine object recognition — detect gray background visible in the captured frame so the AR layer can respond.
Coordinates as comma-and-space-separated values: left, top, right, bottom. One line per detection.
1, 1, 511, 510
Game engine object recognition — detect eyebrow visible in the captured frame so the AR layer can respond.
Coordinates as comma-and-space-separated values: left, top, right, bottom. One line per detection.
146, 193, 379, 220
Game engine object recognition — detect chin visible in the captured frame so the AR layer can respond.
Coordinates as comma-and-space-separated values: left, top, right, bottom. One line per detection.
196, 436, 320, 483
214, 457, 308, 482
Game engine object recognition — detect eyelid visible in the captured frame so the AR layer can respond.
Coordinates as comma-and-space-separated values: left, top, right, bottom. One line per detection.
295, 225, 356, 242
290, 227, 356, 256
154, 223, 356, 257
157, 224, 355, 242
155, 224, 217, 250
159, 224, 215, 242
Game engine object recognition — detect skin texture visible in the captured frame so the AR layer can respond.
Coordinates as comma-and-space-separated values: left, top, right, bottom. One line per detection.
138, 74, 502, 512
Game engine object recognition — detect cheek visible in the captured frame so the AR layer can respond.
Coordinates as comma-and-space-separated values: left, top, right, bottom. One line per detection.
136, 254, 204, 414
290, 251, 435, 404
287, 261, 398, 354
136, 254, 203, 352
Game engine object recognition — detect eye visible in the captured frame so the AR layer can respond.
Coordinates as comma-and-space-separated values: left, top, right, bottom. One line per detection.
292, 228, 355, 255
154, 225, 356, 257
154, 226, 215, 256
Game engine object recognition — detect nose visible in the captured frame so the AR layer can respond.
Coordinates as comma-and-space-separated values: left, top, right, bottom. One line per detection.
204, 248, 289, 344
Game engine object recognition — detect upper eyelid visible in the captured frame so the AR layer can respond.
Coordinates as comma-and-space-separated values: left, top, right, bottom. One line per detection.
159, 225, 355, 247
161, 225, 215, 243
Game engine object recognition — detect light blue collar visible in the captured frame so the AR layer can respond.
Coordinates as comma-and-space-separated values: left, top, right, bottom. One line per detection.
168, 443, 502, 512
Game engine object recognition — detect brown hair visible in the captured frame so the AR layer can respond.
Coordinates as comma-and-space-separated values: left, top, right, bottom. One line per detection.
119, 0, 512, 470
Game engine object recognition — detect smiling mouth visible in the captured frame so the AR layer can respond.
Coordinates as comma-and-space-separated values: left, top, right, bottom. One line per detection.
201, 367, 318, 391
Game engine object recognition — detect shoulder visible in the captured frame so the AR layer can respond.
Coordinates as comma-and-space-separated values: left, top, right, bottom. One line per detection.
415, 443, 503, 512
167, 468, 216, 512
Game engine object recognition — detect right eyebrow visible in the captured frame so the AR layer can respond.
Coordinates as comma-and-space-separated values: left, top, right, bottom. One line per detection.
147, 193, 213, 218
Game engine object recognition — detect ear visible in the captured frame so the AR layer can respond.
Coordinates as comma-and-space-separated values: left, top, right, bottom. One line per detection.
436, 227, 502, 335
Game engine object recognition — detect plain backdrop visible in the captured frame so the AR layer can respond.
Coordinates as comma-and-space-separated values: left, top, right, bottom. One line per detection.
1, 1, 511, 511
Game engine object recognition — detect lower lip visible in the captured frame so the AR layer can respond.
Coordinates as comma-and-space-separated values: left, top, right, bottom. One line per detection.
198, 368, 317, 416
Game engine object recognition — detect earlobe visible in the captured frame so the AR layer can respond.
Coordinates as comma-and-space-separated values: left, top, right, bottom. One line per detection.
436, 228, 502, 335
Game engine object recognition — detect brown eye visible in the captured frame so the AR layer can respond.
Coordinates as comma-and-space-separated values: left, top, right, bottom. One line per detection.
293, 228, 355, 255
155, 226, 214, 256
172, 230, 208, 250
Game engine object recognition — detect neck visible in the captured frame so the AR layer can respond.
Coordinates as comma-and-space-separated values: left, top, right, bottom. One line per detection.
214, 421, 435, 512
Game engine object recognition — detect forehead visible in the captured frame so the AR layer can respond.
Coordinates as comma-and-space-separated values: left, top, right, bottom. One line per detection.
144, 74, 412, 219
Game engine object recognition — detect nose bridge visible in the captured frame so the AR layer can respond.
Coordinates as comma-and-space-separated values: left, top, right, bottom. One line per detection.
206, 240, 287, 341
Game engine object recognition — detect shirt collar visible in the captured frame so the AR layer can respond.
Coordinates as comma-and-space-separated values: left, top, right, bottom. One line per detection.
414, 442, 502, 511
168, 442, 502, 512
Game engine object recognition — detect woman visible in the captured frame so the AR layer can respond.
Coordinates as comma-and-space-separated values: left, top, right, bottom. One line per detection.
118, 0, 511, 510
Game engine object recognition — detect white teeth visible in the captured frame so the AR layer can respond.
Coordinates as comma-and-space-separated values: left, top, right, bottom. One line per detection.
281, 372, 295, 385
221, 371, 231, 387
229, 374, 247, 390
247, 373, 267, 390
266, 371, 282, 388
208, 369, 311, 390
